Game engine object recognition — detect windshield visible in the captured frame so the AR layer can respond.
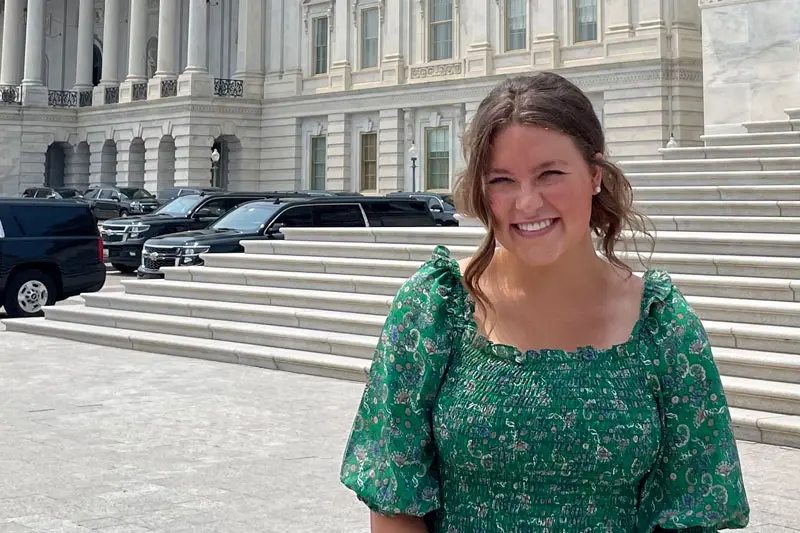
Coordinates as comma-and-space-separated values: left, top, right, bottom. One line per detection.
210, 203, 281, 232
153, 195, 203, 216
119, 188, 154, 199
439, 194, 456, 211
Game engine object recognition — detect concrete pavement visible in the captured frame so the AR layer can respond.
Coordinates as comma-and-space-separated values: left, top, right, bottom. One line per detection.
0, 331, 797, 532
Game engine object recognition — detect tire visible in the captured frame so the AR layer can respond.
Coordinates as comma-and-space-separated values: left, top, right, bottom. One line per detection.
111, 263, 137, 274
119, 209, 129, 217
4, 270, 57, 318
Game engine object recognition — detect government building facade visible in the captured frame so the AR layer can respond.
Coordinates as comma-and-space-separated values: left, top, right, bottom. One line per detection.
0, 0, 726, 196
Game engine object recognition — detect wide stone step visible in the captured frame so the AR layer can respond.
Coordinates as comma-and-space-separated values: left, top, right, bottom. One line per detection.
648, 215, 800, 233
705, 320, 800, 355
632, 185, 800, 201
722, 376, 800, 416
3, 318, 799, 446
690, 296, 800, 328
701, 131, 800, 147
210, 250, 800, 279
41, 306, 379, 360
618, 157, 800, 173
82, 293, 386, 337
637, 201, 800, 217
121, 279, 393, 316
659, 144, 800, 160
743, 118, 800, 133
626, 170, 800, 186
269, 228, 800, 257
0, 319, 371, 382
714, 347, 800, 384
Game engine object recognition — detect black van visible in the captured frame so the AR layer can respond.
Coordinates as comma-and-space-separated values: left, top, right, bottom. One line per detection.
0, 199, 106, 317
138, 196, 435, 278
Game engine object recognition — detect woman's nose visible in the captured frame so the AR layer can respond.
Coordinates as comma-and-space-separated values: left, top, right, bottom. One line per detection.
515, 187, 544, 213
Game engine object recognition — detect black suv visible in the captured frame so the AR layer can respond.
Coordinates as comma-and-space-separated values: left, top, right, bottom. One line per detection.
0, 199, 106, 317
101, 191, 313, 273
387, 192, 459, 226
82, 186, 160, 220
138, 196, 435, 278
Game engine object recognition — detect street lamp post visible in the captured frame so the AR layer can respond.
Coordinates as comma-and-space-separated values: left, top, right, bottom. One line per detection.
210, 148, 220, 188
408, 143, 418, 192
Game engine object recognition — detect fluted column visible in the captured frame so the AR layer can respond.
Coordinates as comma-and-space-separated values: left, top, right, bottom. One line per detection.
0, 0, 24, 87
21, 0, 48, 106
120, 0, 148, 103
74, 0, 95, 91
234, 0, 265, 97
148, 0, 180, 99
94, 0, 122, 104
178, 0, 212, 96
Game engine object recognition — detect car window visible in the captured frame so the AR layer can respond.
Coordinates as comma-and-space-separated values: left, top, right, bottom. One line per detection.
273, 205, 314, 227
154, 194, 203, 216
119, 188, 153, 199
10, 205, 96, 237
84, 189, 99, 199
158, 188, 181, 200
56, 188, 79, 198
362, 200, 431, 227
99, 189, 115, 199
312, 204, 365, 227
195, 198, 231, 218
211, 203, 281, 232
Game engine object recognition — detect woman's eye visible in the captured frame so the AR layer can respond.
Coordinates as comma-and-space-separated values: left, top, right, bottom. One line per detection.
487, 177, 512, 184
541, 170, 565, 178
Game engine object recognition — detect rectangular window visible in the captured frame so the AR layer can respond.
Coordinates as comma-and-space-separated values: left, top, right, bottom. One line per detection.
505, 0, 527, 51
428, 0, 453, 61
361, 8, 379, 69
425, 127, 450, 190
313, 17, 329, 74
310, 135, 327, 190
575, 0, 598, 43
360, 132, 378, 191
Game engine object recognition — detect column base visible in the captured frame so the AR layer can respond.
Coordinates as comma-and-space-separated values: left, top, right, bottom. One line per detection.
178, 70, 214, 97
119, 79, 143, 103
465, 43, 493, 77
233, 73, 265, 98
380, 55, 406, 85
147, 76, 178, 100
21, 84, 48, 106
531, 36, 561, 69
264, 69, 303, 98
92, 83, 120, 105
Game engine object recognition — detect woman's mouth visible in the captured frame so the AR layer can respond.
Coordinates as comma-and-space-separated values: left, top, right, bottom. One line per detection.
512, 218, 559, 237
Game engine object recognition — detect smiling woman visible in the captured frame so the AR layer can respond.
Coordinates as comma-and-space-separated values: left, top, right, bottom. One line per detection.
340, 73, 750, 533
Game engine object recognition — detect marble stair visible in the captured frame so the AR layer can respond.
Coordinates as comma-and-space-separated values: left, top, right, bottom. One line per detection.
3, 111, 800, 449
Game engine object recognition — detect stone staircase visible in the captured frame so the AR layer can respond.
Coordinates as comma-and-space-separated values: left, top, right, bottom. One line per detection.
3, 110, 800, 449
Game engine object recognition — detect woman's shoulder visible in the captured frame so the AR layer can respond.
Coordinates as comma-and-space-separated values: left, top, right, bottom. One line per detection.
640, 268, 697, 327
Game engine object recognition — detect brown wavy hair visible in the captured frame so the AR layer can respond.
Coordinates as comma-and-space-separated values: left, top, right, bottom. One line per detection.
452, 72, 654, 315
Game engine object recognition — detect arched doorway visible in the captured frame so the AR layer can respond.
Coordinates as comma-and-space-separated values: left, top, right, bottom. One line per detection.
44, 143, 69, 188
92, 44, 102, 86
211, 135, 241, 190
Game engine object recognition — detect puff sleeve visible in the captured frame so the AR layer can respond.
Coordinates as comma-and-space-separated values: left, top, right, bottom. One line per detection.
637, 285, 750, 532
339, 247, 463, 516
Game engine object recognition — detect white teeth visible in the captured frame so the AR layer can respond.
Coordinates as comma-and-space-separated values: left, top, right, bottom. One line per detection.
516, 219, 554, 232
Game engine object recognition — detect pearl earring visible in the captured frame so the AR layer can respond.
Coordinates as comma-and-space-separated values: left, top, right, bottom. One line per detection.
594, 184, 601, 194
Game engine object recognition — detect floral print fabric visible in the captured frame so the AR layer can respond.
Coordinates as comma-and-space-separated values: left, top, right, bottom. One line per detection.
340, 245, 749, 532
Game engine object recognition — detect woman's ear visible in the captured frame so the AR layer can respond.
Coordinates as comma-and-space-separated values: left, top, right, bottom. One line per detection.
592, 153, 604, 192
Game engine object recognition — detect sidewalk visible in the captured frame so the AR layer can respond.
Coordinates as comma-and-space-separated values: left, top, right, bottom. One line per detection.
0, 331, 796, 532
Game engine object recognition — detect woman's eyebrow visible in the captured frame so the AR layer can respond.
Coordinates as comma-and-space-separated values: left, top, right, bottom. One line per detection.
487, 160, 568, 174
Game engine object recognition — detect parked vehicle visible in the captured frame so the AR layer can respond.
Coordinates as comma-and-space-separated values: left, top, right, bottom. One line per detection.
21, 187, 84, 199
101, 191, 312, 274
0, 199, 105, 317
387, 191, 459, 226
82, 186, 159, 219
156, 187, 225, 206
138, 196, 435, 278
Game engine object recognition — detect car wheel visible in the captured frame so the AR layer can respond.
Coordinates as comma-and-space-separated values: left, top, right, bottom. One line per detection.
4, 270, 57, 318
111, 263, 137, 275
120, 209, 129, 217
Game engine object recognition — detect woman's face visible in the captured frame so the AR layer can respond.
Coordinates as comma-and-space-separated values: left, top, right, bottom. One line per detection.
484, 124, 602, 268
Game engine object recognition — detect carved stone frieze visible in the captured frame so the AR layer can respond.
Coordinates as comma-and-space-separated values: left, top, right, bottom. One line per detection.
410, 62, 463, 79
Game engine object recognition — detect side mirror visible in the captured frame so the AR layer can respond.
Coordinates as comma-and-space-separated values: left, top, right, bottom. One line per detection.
195, 208, 219, 218
265, 222, 285, 234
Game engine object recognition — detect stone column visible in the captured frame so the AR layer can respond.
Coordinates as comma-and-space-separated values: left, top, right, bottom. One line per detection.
94, 0, 121, 104
88, 142, 105, 187
19, 135, 47, 190
177, 0, 213, 96
328, 0, 351, 90
378, 108, 405, 193
605, 0, 633, 39
380, 0, 404, 84
234, 0, 265, 98
0, 0, 24, 87
636, 0, 667, 55
266, 0, 302, 96
148, 0, 180, 99
20, 0, 48, 106
530, 0, 560, 69
115, 139, 133, 187
326, 114, 351, 191
465, 0, 491, 77
74, 0, 95, 91
120, 0, 148, 103
143, 137, 162, 193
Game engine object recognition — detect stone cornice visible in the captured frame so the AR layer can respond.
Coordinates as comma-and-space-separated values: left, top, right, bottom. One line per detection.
262, 59, 703, 119
698, 0, 763, 8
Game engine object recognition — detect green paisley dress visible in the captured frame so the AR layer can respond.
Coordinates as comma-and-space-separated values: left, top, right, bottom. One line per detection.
340, 246, 750, 532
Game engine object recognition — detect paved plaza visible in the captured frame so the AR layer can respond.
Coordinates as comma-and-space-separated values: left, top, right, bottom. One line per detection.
0, 331, 798, 532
